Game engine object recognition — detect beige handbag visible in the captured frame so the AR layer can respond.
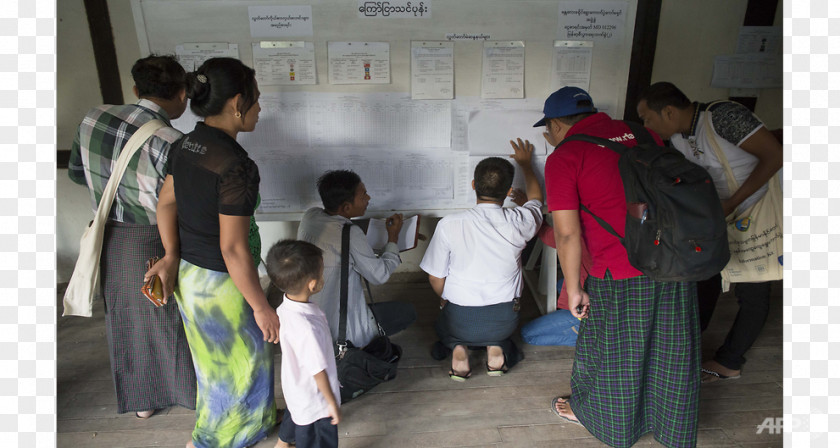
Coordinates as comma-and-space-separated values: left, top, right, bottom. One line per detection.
704, 108, 783, 288
62, 120, 166, 317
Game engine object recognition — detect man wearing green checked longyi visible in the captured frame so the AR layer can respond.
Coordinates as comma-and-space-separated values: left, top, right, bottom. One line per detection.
538, 87, 701, 448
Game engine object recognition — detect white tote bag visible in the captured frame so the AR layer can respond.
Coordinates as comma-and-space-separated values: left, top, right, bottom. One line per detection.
62, 120, 165, 317
704, 111, 783, 287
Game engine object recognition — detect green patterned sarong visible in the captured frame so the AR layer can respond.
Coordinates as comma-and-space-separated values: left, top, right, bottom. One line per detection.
570, 272, 701, 448
176, 259, 276, 448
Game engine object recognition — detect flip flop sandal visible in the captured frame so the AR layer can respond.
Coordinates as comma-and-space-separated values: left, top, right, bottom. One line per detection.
486, 363, 509, 376
448, 369, 472, 382
550, 396, 582, 426
701, 367, 741, 383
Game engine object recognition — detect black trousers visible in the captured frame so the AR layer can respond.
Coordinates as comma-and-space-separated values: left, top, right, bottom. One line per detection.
368, 301, 417, 336
432, 300, 524, 369
697, 274, 771, 371
278, 408, 337, 448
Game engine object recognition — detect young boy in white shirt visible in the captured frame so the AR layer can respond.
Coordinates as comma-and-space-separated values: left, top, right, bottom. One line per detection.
267, 240, 341, 448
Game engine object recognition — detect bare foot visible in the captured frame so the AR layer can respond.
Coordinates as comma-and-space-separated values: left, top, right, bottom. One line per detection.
451, 345, 470, 376
487, 345, 505, 371
274, 439, 292, 448
554, 398, 580, 422
185, 441, 196, 448
701, 360, 741, 382
135, 409, 154, 419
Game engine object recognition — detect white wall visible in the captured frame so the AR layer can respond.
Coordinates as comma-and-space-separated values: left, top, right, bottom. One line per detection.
57, 0, 100, 281
56, 0, 100, 150
56, 0, 783, 282
651, 0, 782, 129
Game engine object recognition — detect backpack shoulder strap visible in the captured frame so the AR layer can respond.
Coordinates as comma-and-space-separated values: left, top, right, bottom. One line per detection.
560, 120, 659, 156
624, 120, 656, 146
561, 133, 626, 155
580, 204, 623, 241
338, 223, 386, 346
338, 223, 352, 347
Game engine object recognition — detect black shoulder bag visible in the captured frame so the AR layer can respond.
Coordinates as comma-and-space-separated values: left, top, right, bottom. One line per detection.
335, 223, 402, 402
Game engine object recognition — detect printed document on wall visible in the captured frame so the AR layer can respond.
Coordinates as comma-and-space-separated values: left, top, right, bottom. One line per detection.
328, 42, 391, 84
357, 0, 431, 18
252, 42, 317, 85
711, 54, 782, 89
550, 40, 592, 91
411, 41, 454, 99
232, 92, 452, 150
175, 43, 239, 71
252, 148, 462, 213
248, 5, 313, 38
452, 97, 546, 155
481, 41, 525, 99
467, 109, 547, 156
736, 26, 782, 54
557, 1, 628, 46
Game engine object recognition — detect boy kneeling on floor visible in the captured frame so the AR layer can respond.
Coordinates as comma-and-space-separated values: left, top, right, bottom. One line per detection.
420, 139, 543, 381
267, 240, 341, 448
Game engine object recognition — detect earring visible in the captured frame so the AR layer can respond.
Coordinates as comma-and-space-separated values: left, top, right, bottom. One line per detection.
235, 111, 242, 118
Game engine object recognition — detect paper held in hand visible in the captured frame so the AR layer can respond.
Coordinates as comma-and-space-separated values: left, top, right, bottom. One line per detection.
366, 215, 420, 252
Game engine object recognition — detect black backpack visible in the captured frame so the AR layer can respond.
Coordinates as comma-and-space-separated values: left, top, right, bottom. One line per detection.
561, 121, 729, 282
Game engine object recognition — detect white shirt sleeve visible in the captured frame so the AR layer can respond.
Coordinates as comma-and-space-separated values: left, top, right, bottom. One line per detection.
419, 219, 451, 279
512, 199, 544, 241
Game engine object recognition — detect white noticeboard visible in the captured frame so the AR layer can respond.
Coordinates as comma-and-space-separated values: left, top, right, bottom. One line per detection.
130, 0, 640, 218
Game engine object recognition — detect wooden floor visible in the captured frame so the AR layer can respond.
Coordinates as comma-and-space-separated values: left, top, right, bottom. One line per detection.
56, 279, 782, 448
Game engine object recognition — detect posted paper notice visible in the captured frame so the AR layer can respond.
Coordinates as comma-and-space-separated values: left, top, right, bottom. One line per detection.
481, 41, 525, 99
557, 0, 628, 46
550, 40, 593, 91
411, 41, 454, 100
328, 42, 391, 84
252, 42, 317, 85
248, 6, 313, 38
175, 43, 239, 71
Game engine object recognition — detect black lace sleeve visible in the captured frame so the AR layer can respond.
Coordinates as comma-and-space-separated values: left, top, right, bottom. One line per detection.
218, 158, 260, 216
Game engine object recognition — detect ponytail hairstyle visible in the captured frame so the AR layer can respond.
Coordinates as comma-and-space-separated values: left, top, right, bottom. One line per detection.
185, 57, 258, 118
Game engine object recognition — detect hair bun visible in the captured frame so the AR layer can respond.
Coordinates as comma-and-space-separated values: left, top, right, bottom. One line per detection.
186, 71, 210, 102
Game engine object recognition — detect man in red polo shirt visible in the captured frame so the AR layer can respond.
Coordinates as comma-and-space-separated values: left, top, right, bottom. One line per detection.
540, 87, 700, 448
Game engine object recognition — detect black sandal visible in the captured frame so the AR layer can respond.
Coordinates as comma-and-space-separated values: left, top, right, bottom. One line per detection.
486, 363, 508, 376
448, 369, 472, 382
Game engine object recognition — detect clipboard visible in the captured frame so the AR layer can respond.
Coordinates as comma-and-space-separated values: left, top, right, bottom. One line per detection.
364, 215, 420, 252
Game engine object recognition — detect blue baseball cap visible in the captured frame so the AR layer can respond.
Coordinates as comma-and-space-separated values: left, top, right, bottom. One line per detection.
533, 86, 598, 127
